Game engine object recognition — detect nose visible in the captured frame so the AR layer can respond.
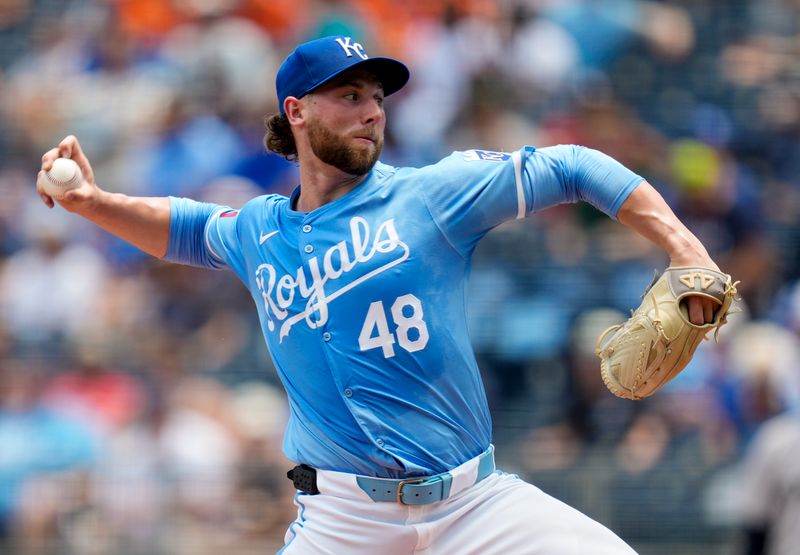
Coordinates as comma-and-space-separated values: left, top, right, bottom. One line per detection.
362, 98, 384, 125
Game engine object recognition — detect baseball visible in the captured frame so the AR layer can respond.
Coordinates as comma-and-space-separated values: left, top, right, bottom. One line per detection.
39, 157, 83, 198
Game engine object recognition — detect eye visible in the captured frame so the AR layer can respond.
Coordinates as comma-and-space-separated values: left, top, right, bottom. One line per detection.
344, 92, 359, 102
374, 95, 384, 107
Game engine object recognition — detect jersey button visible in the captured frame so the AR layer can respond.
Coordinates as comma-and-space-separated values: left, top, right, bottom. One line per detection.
302, 224, 312, 233
304, 244, 314, 253
322, 332, 332, 342
376, 438, 385, 447
344, 388, 353, 398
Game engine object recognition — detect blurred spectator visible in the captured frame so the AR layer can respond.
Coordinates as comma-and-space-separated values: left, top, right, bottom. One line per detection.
158, 3, 279, 115
115, 0, 187, 43
733, 323, 800, 554
41, 343, 144, 439
158, 377, 242, 517
391, 4, 502, 161
500, 3, 579, 95
727, 322, 800, 438
567, 308, 636, 444
0, 0, 35, 71
666, 139, 776, 314
540, 0, 694, 69
306, 0, 370, 43
132, 96, 247, 198
607, 411, 702, 543
0, 360, 97, 545
0, 201, 109, 349
239, 0, 310, 44
736, 411, 800, 555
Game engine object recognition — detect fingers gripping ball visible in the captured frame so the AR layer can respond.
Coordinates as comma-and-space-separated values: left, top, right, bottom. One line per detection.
595, 267, 739, 400
40, 158, 83, 199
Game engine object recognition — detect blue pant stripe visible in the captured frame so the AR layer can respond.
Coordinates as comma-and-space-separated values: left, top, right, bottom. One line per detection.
276, 492, 308, 554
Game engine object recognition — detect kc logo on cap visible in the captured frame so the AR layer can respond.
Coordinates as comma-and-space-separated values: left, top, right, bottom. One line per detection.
276, 36, 410, 113
335, 37, 368, 60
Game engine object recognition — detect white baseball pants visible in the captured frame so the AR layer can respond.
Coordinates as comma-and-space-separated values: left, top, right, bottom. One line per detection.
277, 459, 636, 554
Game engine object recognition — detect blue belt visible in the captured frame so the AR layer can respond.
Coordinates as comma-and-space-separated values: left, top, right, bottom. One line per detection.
355, 446, 495, 505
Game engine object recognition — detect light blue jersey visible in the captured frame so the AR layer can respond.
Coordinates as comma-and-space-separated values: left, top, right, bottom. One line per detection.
167, 145, 643, 478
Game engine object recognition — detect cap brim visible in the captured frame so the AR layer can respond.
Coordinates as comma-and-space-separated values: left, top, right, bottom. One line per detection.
352, 57, 410, 97
310, 57, 410, 99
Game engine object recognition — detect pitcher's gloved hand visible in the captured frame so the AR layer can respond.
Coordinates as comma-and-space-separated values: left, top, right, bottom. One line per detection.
595, 267, 739, 400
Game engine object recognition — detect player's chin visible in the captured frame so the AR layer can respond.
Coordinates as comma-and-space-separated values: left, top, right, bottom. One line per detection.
352, 141, 381, 160
341, 151, 380, 176
351, 139, 380, 157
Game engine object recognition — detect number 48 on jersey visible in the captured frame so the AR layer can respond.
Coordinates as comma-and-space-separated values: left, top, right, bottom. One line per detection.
358, 294, 429, 358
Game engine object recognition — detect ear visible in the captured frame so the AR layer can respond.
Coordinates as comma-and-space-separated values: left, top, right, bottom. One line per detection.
284, 97, 306, 125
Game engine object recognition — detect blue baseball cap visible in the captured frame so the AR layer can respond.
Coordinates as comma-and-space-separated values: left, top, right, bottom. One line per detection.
276, 36, 410, 113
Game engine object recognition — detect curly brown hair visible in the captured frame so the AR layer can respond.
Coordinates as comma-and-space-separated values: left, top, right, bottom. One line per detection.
263, 113, 298, 162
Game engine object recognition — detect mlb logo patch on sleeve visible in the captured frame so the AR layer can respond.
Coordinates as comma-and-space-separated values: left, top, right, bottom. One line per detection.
463, 150, 511, 162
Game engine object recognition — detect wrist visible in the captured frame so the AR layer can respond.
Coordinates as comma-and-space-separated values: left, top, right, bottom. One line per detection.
61, 182, 107, 215
667, 237, 717, 269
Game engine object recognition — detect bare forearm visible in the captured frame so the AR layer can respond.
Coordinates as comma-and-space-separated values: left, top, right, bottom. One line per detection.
617, 181, 716, 269
73, 191, 171, 258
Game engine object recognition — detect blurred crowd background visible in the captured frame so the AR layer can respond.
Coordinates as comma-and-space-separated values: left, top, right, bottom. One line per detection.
1, 0, 800, 553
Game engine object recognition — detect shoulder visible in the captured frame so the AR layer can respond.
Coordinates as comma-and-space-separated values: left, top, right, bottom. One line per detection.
235, 193, 290, 219
421, 149, 523, 168
393, 149, 529, 180
206, 194, 289, 238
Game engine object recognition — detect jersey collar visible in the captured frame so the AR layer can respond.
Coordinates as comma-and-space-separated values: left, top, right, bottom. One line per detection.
285, 162, 392, 218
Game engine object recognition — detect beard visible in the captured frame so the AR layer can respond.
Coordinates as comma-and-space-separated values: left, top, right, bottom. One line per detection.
307, 117, 383, 176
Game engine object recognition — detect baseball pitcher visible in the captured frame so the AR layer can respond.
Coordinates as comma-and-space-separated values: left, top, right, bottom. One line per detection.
38, 36, 736, 555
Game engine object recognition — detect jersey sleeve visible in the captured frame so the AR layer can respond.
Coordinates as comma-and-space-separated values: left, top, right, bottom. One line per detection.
418, 145, 644, 257
164, 196, 245, 275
